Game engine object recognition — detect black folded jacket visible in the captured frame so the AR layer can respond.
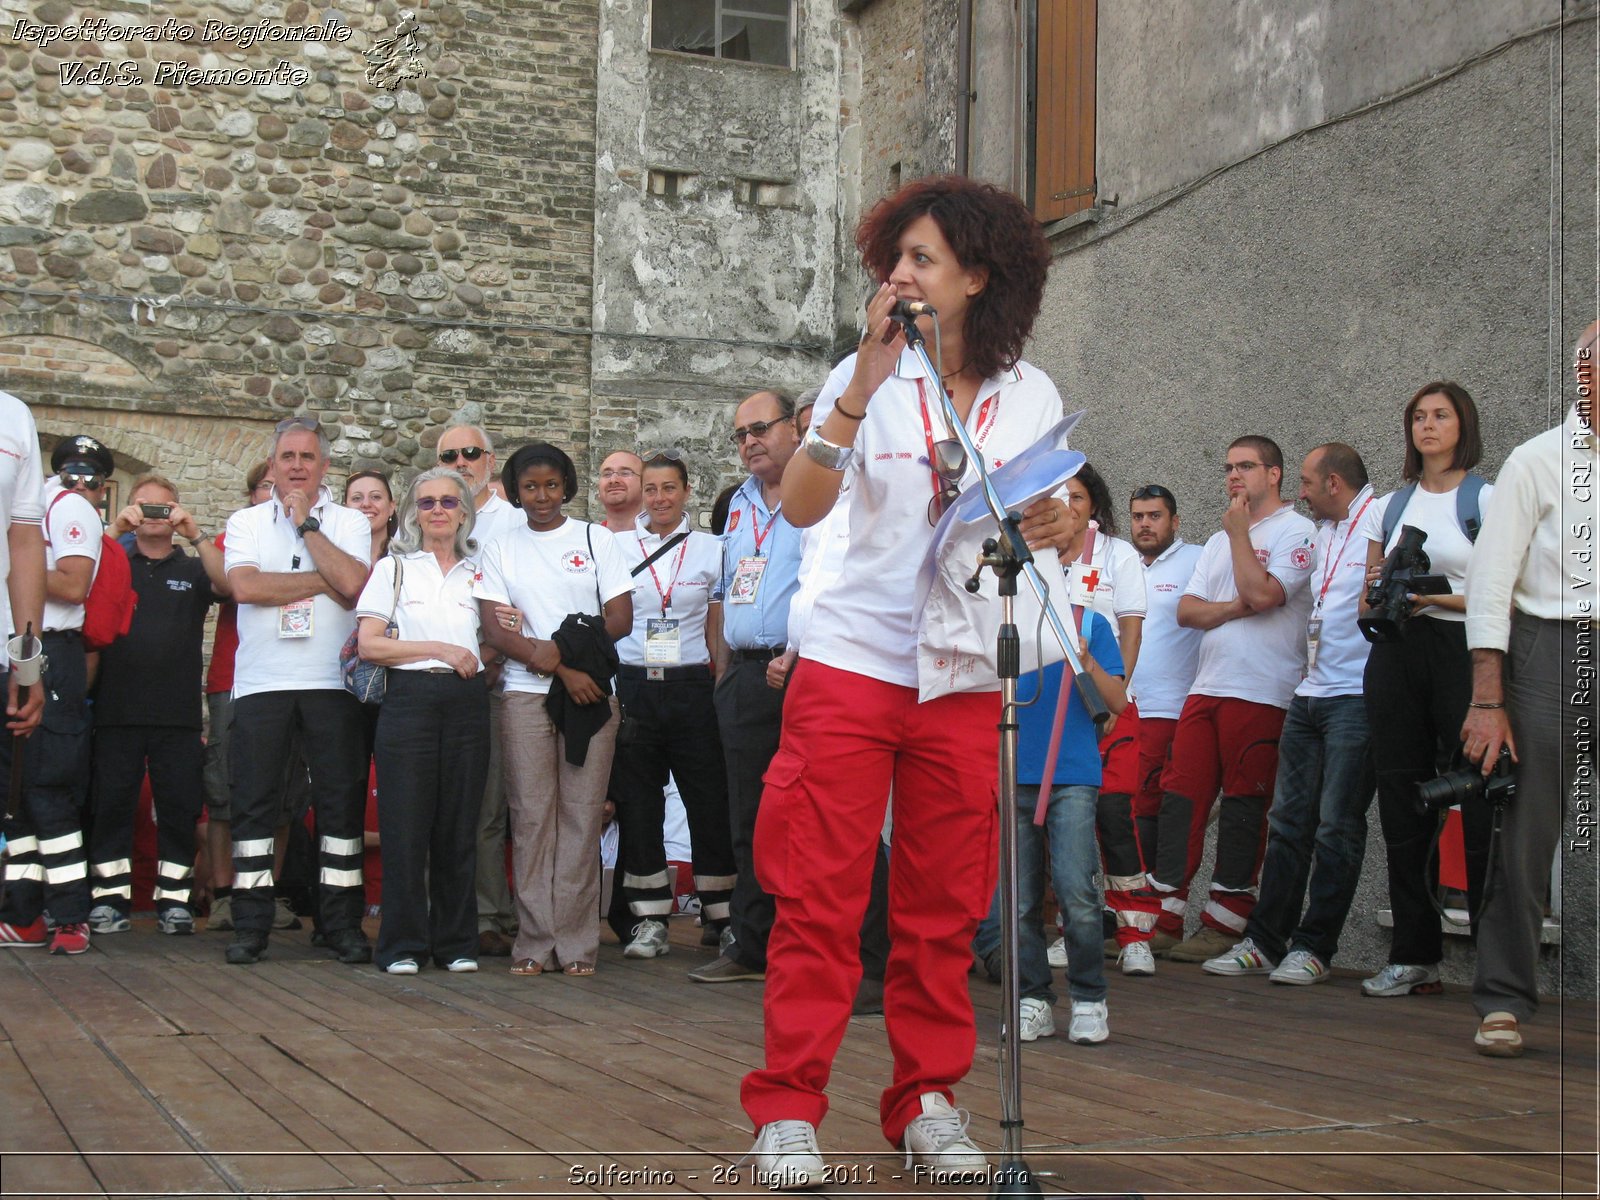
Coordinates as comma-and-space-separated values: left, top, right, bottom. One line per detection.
543, 612, 618, 766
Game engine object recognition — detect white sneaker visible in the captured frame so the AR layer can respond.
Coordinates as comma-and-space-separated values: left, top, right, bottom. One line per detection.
1202, 936, 1277, 976
902, 1093, 989, 1181
1118, 941, 1155, 976
623, 918, 670, 959
1046, 936, 1068, 968
1269, 948, 1330, 986
1018, 997, 1055, 1042
88, 904, 130, 934
1068, 1000, 1109, 1044
444, 958, 478, 973
748, 1119, 824, 1190
385, 958, 418, 975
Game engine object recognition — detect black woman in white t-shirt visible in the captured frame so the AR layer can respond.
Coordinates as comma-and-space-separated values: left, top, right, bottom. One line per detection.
1358, 381, 1494, 1000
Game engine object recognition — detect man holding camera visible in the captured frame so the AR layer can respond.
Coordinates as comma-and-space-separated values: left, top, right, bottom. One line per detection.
1459, 320, 1599, 1057
86, 476, 228, 935
1203, 445, 1375, 983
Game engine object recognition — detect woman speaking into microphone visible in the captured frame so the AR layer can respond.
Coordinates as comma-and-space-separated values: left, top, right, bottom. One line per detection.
740, 176, 1076, 1186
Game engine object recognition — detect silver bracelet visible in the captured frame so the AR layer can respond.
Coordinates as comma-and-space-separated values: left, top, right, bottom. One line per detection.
803, 426, 855, 472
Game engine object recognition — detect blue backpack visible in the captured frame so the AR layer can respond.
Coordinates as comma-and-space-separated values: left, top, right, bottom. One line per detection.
1379, 473, 1487, 546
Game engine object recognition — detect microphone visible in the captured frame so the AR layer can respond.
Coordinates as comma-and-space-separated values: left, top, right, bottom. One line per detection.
891, 299, 936, 319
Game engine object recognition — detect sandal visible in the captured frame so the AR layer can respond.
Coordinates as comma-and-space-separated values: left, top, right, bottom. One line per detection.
509, 958, 543, 976
1475, 1011, 1524, 1057
563, 962, 595, 977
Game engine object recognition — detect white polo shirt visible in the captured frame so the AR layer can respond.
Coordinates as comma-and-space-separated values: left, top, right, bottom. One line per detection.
1129, 539, 1204, 720
1185, 504, 1318, 710
356, 550, 484, 673
42, 479, 103, 634
0, 394, 44, 638
1069, 531, 1147, 637
1357, 480, 1493, 626
1298, 485, 1376, 698
224, 488, 373, 699
803, 351, 1066, 690
617, 515, 721, 668
472, 489, 524, 549
473, 518, 632, 695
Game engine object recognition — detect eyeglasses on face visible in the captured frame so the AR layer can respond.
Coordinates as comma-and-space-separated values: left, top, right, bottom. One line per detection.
730, 420, 782, 445
1132, 484, 1175, 502
1222, 461, 1262, 476
60, 472, 104, 490
415, 495, 463, 512
275, 416, 321, 434
598, 467, 638, 480
438, 446, 486, 464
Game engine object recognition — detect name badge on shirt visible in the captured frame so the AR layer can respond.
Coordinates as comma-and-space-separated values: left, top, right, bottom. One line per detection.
1067, 560, 1100, 607
1305, 617, 1322, 674
279, 598, 314, 639
646, 617, 682, 665
728, 556, 767, 605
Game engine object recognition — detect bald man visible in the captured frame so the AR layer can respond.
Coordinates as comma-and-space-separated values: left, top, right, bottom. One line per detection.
1458, 319, 1598, 1058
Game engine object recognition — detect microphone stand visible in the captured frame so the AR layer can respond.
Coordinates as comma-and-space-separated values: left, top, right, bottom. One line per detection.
898, 318, 1108, 1200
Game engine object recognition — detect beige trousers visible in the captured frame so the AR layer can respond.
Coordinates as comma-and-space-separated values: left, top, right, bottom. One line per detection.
500, 692, 617, 969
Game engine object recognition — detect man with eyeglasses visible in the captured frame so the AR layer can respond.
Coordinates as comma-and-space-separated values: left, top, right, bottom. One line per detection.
437, 423, 520, 957
221, 417, 373, 966
1160, 436, 1316, 964
688, 389, 803, 984
1125, 484, 1203, 955
597, 450, 646, 533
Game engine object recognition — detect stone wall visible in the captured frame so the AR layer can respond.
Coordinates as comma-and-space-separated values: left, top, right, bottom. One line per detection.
0, 0, 598, 528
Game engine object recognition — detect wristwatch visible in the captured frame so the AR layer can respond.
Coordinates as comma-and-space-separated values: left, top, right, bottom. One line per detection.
296, 515, 321, 537
187, 531, 210, 547
803, 427, 855, 472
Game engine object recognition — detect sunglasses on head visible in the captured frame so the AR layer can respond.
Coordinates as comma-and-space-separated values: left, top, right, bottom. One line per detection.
60, 471, 104, 491
438, 446, 486, 464
275, 416, 321, 434
1132, 484, 1174, 502
415, 495, 463, 512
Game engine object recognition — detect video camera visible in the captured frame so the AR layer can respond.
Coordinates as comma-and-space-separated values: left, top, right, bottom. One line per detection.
1416, 748, 1517, 813
1357, 525, 1452, 644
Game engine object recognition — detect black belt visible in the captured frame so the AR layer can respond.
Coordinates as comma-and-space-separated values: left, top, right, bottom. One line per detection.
618, 663, 712, 682
42, 629, 81, 641
729, 646, 786, 663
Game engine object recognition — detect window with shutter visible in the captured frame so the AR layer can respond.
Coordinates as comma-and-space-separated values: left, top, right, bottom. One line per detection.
1032, 0, 1096, 222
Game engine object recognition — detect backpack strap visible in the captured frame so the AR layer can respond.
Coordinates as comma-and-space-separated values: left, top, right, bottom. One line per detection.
1379, 482, 1417, 546
1457, 473, 1486, 543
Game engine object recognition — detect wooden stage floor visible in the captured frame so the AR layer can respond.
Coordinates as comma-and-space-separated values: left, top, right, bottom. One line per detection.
1, 915, 1593, 1199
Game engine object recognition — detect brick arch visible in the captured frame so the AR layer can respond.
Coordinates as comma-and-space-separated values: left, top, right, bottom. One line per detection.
0, 310, 164, 383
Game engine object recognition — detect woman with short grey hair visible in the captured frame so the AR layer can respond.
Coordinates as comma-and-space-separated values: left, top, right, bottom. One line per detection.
355, 467, 490, 975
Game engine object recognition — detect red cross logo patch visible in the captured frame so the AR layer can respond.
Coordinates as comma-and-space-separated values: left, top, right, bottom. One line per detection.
562, 551, 591, 573
1290, 545, 1312, 570
64, 522, 86, 544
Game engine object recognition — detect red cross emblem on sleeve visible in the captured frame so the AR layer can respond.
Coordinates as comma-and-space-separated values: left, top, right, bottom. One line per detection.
1081, 568, 1100, 593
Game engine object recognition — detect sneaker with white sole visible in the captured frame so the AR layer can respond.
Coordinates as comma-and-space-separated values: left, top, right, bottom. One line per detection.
623, 918, 670, 959
748, 1119, 824, 1190
1361, 962, 1441, 997
1202, 936, 1276, 976
444, 958, 478, 973
1067, 999, 1109, 1044
385, 958, 419, 975
1119, 942, 1155, 976
902, 1093, 988, 1181
88, 904, 130, 934
1046, 936, 1068, 968
1270, 948, 1331, 985
1018, 997, 1054, 1042
157, 907, 195, 936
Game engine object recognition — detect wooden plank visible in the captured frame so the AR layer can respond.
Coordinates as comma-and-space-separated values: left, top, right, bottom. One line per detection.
0, 1040, 104, 1198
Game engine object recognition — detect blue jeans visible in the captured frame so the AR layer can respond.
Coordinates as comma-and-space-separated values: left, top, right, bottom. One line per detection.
1244, 694, 1375, 963
973, 784, 1106, 1005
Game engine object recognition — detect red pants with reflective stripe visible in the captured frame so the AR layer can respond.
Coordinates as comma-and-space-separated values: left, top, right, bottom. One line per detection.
740, 660, 999, 1145
1133, 716, 1185, 936
1096, 703, 1158, 946
1154, 694, 1284, 936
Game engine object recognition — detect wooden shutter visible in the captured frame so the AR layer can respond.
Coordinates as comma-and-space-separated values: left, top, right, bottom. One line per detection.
1034, 0, 1096, 222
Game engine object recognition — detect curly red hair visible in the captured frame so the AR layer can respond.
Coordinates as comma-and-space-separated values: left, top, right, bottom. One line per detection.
855, 176, 1050, 381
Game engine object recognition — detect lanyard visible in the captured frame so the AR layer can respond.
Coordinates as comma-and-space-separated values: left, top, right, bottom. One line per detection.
637, 534, 689, 615
916, 379, 998, 500
1315, 493, 1374, 614
749, 501, 782, 557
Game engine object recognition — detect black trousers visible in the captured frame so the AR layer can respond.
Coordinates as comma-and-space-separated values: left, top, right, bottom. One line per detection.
374, 670, 489, 969
714, 658, 783, 964
0, 634, 92, 925
1364, 616, 1487, 966
88, 726, 204, 915
613, 672, 736, 924
228, 689, 367, 938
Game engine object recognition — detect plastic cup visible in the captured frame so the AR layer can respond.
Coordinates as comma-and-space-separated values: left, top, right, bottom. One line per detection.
6, 634, 46, 686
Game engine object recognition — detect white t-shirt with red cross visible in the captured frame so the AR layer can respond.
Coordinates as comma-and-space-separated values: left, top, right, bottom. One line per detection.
803, 350, 1066, 691
0, 394, 45, 638
42, 478, 103, 633
1184, 504, 1317, 710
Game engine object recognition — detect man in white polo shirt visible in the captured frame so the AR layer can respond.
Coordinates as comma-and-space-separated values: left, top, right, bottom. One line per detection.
1124, 483, 1203, 955
221, 417, 372, 966
1159, 435, 1316, 963
1203, 444, 1375, 983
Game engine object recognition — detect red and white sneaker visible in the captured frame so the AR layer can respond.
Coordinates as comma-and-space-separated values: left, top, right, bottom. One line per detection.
0, 918, 48, 947
48, 922, 90, 955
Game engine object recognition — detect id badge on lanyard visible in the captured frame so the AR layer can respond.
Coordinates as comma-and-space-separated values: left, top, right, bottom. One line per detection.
279, 598, 314, 638
729, 555, 767, 604
645, 617, 682, 665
